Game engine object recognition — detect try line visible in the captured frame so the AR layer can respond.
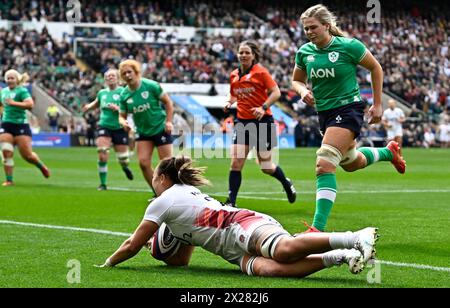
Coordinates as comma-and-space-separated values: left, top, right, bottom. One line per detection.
1, 219, 449, 274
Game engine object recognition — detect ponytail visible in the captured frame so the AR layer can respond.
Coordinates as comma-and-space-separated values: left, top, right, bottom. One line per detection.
157, 156, 210, 187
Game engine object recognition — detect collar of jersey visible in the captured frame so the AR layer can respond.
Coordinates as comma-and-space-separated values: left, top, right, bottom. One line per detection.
315, 36, 336, 51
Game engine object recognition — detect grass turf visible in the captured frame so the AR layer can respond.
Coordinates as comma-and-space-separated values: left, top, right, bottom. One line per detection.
0, 147, 449, 288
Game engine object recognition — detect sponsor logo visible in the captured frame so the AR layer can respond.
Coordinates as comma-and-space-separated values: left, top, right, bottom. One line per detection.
310, 68, 335, 79
307, 55, 315, 62
126, 98, 133, 104
133, 103, 151, 114
328, 51, 340, 63
336, 115, 343, 124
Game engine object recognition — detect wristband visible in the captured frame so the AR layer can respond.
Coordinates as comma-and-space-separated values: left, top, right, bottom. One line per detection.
262, 103, 269, 111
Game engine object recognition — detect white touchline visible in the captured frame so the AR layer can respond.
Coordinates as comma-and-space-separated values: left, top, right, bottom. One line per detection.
1, 219, 449, 274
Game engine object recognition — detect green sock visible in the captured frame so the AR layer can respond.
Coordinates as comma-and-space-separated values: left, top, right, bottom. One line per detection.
358, 147, 393, 166
312, 173, 337, 231
35, 162, 43, 169
98, 162, 108, 186
6, 175, 13, 182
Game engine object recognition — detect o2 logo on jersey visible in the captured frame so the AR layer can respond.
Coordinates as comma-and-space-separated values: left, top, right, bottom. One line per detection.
328, 52, 339, 63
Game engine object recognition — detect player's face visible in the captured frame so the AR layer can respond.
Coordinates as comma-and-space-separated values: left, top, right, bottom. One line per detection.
302, 17, 329, 45
105, 71, 118, 87
238, 46, 255, 69
121, 65, 138, 85
152, 171, 164, 196
5, 74, 18, 88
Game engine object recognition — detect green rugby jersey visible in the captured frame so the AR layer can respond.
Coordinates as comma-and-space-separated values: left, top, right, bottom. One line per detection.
119, 78, 166, 137
295, 36, 367, 111
0, 86, 32, 124
97, 86, 124, 130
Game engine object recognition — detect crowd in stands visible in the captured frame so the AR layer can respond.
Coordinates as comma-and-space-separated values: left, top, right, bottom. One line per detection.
1, 0, 449, 147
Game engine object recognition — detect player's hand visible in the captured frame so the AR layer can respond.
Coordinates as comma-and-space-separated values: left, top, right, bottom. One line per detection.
121, 120, 131, 132
368, 105, 383, 124
223, 102, 233, 113
165, 121, 173, 135
251, 107, 265, 121
300, 90, 315, 106
4, 98, 13, 106
81, 104, 90, 113
108, 104, 119, 112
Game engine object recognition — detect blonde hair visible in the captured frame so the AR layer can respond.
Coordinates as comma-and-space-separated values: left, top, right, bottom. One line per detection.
300, 4, 345, 37
156, 156, 210, 187
4, 69, 30, 86
118, 59, 141, 81
104, 68, 119, 78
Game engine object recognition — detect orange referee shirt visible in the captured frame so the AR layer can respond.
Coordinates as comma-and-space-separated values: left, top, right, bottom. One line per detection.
230, 64, 276, 120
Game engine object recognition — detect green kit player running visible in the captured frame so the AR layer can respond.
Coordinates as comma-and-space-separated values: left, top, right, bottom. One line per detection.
118, 59, 174, 191
291, 5, 406, 232
0, 69, 50, 186
83, 69, 134, 191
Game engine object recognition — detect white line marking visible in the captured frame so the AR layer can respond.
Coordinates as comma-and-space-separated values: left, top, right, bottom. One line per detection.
377, 260, 450, 273
0, 220, 132, 237
1, 219, 449, 274
108, 187, 450, 196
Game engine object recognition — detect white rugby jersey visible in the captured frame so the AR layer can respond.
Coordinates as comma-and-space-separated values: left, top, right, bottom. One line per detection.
144, 184, 277, 264
382, 108, 405, 131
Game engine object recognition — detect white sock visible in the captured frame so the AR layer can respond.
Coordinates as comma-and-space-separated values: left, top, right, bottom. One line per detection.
322, 250, 344, 268
329, 232, 357, 250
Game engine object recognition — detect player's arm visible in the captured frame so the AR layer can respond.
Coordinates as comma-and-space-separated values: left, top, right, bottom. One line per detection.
359, 51, 384, 124
160, 93, 174, 134
5, 97, 34, 110
164, 244, 195, 266
99, 220, 158, 267
292, 66, 315, 106
82, 98, 99, 113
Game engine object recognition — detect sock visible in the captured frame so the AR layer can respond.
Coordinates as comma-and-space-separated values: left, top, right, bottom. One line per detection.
6, 175, 13, 182
329, 232, 357, 250
270, 166, 290, 188
98, 162, 108, 186
358, 147, 393, 166
228, 170, 242, 205
322, 250, 344, 268
312, 173, 337, 231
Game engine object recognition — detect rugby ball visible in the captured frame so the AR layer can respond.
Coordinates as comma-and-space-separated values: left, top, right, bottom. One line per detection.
149, 223, 181, 260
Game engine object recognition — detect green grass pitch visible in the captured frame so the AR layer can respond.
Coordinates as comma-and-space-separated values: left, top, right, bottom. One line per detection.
0, 147, 449, 288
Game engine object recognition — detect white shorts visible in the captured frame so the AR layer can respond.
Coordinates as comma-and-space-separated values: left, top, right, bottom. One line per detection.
387, 127, 403, 140
216, 210, 288, 266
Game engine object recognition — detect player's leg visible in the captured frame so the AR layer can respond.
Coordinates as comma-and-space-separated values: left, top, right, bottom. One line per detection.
341, 139, 406, 174
15, 135, 50, 178
257, 149, 296, 203
0, 133, 15, 186
112, 129, 133, 181
311, 127, 354, 231
227, 144, 249, 207
136, 140, 156, 188
96, 136, 112, 190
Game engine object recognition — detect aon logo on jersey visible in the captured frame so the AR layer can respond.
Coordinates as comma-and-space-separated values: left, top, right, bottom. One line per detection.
310, 68, 335, 79
133, 103, 151, 114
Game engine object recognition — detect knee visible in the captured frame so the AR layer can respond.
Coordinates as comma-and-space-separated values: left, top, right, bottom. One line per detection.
316, 145, 341, 175
230, 160, 244, 171
139, 159, 151, 170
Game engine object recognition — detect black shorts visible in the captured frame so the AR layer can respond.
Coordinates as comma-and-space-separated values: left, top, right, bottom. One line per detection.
232, 116, 278, 151
135, 130, 173, 146
0, 122, 32, 137
318, 102, 366, 139
96, 127, 129, 145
